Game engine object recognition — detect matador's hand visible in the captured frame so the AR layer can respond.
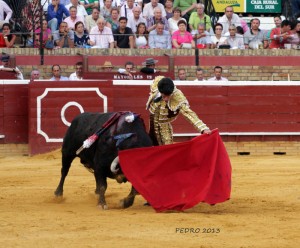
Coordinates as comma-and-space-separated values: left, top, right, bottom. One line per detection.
202, 129, 212, 135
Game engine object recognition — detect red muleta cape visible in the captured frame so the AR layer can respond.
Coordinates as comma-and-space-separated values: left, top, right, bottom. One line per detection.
119, 129, 232, 212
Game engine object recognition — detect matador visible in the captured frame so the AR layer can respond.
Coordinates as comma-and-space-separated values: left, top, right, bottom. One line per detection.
146, 76, 211, 145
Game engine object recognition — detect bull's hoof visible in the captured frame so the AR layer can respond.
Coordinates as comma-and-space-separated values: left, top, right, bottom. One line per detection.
97, 204, 108, 210
54, 189, 63, 197
120, 198, 134, 208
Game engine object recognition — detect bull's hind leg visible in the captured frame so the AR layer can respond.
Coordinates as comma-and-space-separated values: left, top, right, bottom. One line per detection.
120, 186, 138, 208
54, 154, 75, 196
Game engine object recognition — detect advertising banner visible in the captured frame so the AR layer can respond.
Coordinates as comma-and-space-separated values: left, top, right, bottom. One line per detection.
212, 0, 281, 13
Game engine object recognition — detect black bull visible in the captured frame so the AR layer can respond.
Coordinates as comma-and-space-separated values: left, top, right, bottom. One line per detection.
54, 112, 152, 209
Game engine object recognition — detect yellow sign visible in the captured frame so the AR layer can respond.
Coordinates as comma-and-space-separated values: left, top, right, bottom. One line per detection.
212, 0, 245, 13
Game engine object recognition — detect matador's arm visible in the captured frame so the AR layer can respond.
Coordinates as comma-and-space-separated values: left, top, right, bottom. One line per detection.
179, 103, 209, 133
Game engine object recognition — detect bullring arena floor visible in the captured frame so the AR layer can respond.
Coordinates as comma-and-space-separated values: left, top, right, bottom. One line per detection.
0, 151, 299, 248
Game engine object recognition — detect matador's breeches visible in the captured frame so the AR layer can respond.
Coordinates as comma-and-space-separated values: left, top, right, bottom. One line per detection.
156, 122, 173, 145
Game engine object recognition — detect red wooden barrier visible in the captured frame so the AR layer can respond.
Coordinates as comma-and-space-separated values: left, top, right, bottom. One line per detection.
26, 80, 300, 155
0, 80, 29, 144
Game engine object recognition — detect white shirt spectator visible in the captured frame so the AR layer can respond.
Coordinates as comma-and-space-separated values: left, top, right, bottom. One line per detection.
217, 13, 241, 34
69, 72, 82, 80
42, 0, 50, 12
143, 2, 166, 18
89, 26, 114, 48
0, 0, 13, 26
65, 3, 88, 17
207, 76, 228, 81
128, 15, 146, 33
115, 0, 142, 7
0, 65, 24, 80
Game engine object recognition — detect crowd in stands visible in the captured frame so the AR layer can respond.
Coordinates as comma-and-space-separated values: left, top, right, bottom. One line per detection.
0, 0, 300, 50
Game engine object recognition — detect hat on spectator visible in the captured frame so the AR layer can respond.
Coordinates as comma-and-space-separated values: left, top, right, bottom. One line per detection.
1, 55, 10, 62
102, 61, 114, 68
142, 58, 158, 66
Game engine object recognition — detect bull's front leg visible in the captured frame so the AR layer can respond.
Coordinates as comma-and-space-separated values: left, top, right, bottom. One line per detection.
94, 172, 108, 210
120, 186, 138, 208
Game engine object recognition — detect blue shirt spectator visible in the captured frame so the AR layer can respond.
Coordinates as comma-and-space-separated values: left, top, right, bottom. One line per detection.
47, 2, 70, 33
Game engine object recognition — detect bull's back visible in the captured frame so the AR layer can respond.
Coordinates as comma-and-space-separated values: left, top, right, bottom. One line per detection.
62, 112, 112, 154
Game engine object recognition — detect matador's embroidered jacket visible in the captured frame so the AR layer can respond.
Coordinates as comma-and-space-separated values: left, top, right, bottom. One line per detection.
146, 76, 209, 145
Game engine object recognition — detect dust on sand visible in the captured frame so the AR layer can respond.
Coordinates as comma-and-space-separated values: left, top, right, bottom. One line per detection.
0, 151, 299, 248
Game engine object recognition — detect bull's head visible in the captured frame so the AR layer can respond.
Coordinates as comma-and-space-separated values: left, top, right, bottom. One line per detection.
110, 156, 127, 183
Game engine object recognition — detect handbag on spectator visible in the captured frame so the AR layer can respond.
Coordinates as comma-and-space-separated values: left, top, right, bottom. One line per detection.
45, 40, 54, 49
181, 43, 192, 49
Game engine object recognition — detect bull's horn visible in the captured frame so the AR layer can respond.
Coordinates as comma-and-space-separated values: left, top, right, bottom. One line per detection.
110, 156, 120, 174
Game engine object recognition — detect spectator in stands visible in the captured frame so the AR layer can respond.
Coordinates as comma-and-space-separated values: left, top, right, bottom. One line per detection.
30, 69, 41, 80
102, 61, 114, 71
69, 61, 83, 80
0, 0, 13, 30
217, 6, 241, 34
135, 22, 149, 48
146, 7, 169, 32
208, 66, 228, 81
266, 15, 282, 42
291, 0, 300, 20
89, 17, 115, 48
149, 21, 171, 49
120, 0, 136, 19
164, 0, 174, 19
85, 7, 101, 33
211, 23, 227, 49
118, 61, 136, 79
194, 23, 212, 49
34, 20, 52, 48
53, 22, 75, 48
143, 0, 166, 19
64, 6, 86, 31
82, 0, 100, 15
140, 58, 159, 74
244, 18, 266, 49
0, 55, 24, 80
194, 67, 205, 81
0, 23, 16, 48
74, 21, 91, 47
66, 0, 88, 17
106, 7, 120, 31
50, 64, 69, 81
101, 0, 113, 20
269, 20, 292, 49
113, 17, 135, 48
288, 20, 300, 46
47, 0, 70, 33
173, 0, 197, 28
177, 68, 187, 80
128, 6, 146, 33
225, 24, 245, 49
168, 7, 185, 34
172, 19, 195, 49
189, 3, 211, 33
116, 0, 140, 9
